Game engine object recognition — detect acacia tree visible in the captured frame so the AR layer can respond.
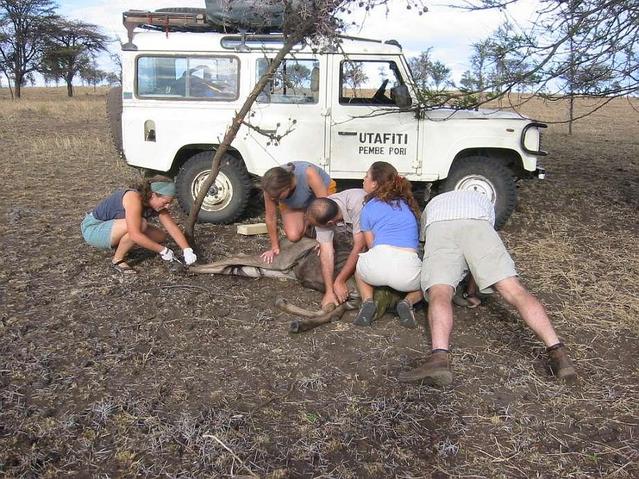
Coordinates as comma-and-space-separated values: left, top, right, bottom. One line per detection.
79, 62, 107, 91
342, 60, 368, 97
409, 49, 451, 90
0, 0, 56, 98
553, 0, 617, 133
39, 18, 109, 97
109, 52, 122, 85
186, 0, 428, 238
456, 0, 638, 117
0, 42, 10, 96
105, 71, 120, 86
408, 48, 452, 105
459, 39, 493, 104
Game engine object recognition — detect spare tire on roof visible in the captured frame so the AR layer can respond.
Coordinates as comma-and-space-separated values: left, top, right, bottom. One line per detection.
155, 7, 207, 14
204, 0, 300, 31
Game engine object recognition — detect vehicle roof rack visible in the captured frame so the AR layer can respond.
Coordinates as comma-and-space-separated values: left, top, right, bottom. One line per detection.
122, 9, 222, 49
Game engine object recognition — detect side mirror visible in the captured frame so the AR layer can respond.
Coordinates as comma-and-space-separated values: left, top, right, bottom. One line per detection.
391, 85, 412, 108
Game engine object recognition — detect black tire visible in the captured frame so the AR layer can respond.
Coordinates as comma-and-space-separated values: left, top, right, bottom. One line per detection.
175, 151, 251, 224
439, 155, 517, 230
106, 86, 123, 156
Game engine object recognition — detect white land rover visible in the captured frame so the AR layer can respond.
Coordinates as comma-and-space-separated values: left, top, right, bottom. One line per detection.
109, 8, 546, 228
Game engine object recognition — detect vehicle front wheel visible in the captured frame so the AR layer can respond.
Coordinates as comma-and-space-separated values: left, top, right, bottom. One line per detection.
439, 155, 517, 230
175, 151, 251, 224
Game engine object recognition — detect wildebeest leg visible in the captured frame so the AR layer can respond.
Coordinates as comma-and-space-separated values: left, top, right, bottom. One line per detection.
198, 265, 295, 280
234, 266, 296, 280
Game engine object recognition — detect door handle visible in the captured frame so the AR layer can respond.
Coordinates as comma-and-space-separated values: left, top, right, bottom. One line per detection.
338, 131, 357, 136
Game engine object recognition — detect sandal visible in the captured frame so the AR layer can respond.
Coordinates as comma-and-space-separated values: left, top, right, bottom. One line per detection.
353, 299, 377, 327
452, 292, 481, 308
111, 259, 137, 275
396, 299, 418, 329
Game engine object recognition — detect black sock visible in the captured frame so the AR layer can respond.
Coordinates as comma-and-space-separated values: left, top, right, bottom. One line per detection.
432, 348, 449, 354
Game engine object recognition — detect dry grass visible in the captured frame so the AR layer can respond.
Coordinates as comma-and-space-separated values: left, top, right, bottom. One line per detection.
487, 93, 639, 138
0, 87, 637, 478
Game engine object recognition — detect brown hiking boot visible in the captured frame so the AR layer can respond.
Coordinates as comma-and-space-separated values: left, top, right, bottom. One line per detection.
399, 351, 453, 387
547, 343, 577, 383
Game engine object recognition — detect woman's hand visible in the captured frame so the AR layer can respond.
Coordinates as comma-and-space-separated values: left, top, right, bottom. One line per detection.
183, 248, 197, 266
159, 247, 176, 262
261, 247, 280, 264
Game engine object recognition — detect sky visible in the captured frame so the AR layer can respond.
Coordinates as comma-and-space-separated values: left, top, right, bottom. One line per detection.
57, 0, 539, 83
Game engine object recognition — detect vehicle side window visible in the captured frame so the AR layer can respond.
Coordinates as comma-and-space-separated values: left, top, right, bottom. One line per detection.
137, 56, 239, 100
256, 58, 319, 104
340, 60, 403, 105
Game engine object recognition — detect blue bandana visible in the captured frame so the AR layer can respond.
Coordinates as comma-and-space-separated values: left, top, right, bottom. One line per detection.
150, 181, 176, 197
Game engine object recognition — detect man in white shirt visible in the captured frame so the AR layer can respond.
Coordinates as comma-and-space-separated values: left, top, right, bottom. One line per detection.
306, 189, 367, 308
400, 190, 577, 386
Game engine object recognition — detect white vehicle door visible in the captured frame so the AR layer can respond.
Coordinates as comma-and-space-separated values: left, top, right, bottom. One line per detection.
247, 56, 327, 174
328, 57, 418, 177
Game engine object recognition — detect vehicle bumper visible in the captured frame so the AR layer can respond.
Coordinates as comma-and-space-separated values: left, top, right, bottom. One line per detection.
535, 166, 545, 179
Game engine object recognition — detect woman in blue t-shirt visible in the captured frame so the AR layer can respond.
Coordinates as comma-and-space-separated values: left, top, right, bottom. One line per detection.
354, 161, 423, 328
81, 175, 197, 273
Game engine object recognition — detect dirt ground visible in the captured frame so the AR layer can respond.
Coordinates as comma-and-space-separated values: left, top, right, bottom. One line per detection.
1, 88, 638, 478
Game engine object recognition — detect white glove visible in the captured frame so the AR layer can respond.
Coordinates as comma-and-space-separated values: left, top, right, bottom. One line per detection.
183, 248, 197, 266
159, 247, 175, 262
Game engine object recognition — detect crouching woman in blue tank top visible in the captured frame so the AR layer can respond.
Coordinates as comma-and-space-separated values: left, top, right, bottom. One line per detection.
354, 161, 423, 328
260, 161, 336, 264
81, 175, 197, 273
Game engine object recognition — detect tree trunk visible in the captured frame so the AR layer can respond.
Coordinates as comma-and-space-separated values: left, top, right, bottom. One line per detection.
2, 71, 14, 99
568, 94, 574, 135
66, 79, 74, 97
185, 27, 311, 241
14, 77, 21, 99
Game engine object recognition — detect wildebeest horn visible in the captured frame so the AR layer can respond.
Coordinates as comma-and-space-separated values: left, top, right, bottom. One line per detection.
288, 303, 351, 333
277, 295, 361, 333
275, 297, 335, 318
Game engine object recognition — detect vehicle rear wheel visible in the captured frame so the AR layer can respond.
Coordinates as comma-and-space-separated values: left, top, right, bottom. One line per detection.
439, 155, 517, 229
175, 151, 251, 224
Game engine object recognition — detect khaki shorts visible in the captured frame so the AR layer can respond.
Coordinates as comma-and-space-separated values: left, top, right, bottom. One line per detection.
421, 219, 517, 292
356, 245, 422, 292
